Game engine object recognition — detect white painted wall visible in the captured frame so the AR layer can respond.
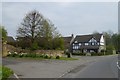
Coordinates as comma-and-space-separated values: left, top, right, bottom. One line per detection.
100, 35, 105, 45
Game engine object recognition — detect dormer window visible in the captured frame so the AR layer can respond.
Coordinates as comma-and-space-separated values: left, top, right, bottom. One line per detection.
89, 38, 97, 43
89, 37, 97, 46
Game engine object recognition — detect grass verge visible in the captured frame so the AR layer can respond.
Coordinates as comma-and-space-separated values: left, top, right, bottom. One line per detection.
1, 66, 13, 80
7, 56, 78, 61
0, 66, 2, 80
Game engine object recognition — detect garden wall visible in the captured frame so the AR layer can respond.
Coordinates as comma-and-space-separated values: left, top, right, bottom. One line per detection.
4, 44, 64, 57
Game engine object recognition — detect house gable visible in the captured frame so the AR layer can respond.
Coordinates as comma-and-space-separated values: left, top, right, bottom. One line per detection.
100, 35, 105, 45
71, 33, 105, 53
89, 37, 97, 43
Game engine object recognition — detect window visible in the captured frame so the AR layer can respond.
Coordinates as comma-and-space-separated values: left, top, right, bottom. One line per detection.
85, 43, 88, 45
97, 43, 99, 45
77, 46, 79, 49
79, 43, 81, 45
73, 46, 74, 49
89, 38, 98, 46
75, 40, 78, 43
92, 43, 95, 45
89, 38, 97, 43
73, 45, 79, 50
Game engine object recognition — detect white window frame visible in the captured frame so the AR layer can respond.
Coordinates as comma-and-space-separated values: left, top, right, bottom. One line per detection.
85, 43, 89, 45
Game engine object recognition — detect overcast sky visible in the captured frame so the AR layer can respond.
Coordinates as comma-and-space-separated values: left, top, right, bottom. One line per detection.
1, 2, 118, 38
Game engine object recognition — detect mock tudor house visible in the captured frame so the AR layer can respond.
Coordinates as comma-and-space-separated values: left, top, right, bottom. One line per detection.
72, 33, 106, 53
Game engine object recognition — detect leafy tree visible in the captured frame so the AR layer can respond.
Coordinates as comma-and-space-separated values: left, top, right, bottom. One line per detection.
16, 37, 31, 49
30, 41, 39, 50
0, 26, 7, 43
93, 31, 100, 35
102, 31, 113, 46
112, 34, 120, 51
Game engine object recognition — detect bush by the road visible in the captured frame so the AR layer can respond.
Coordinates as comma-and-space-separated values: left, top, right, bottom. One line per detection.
72, 53, 86, 56
6, 52, 78, 60
56, 55, 60, 59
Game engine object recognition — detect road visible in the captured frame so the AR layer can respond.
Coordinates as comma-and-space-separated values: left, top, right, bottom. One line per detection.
63, 55, 119, 78
2, 55, 119, 78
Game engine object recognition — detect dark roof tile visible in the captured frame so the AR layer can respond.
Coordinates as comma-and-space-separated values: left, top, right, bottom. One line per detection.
7, 36, 15, 42
74, 34, 103, 43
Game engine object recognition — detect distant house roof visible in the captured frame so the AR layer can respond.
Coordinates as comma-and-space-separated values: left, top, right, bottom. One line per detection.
62, 34, 74, 49
7, 36, 15, 43
62, 36, 73, 43
74, 34, 103, 43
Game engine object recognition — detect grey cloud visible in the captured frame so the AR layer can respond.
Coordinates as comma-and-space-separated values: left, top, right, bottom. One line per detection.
2, 2, 118, 37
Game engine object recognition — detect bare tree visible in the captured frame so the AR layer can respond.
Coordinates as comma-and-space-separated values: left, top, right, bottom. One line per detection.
17, 10, 45, 43
17, 10, 64, 50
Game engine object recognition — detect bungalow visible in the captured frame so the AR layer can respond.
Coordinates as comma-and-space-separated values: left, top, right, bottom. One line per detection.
72, 33, 106, 53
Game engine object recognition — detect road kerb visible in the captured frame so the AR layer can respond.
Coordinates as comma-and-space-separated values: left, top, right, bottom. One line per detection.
117, 62, 120, 70
13, 73, 20, 80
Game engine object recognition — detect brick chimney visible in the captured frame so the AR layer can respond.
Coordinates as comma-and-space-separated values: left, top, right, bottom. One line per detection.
71, 34, 74, 38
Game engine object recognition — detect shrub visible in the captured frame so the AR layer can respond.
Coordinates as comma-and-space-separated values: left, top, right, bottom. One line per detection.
72, 52, 86, 56
56, 55, 60, 59
23, 54, 29, 57
36, 54, 44, 58
10, 53, 17, 57
30, 42, 39, 51
86, 53, 91, 56
7, 54, 10, 57
24, 53, 36, 58
105, 52, 113, 55
18, 54, 24, 58
97, 53, 104, 56
91, 53, 98, 56
31, 54, 36, 58
44, 54, 49, 59
49, 55, 53, 59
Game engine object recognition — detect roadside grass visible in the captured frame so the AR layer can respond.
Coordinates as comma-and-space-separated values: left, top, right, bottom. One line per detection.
7, 54, 78, 61
56, 57, 78, 60
2, 66, 13, 80
0, 66, 2, 80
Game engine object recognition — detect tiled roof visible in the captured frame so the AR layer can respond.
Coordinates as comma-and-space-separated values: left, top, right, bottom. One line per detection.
7, 36, 15, 42
74, 34, 103, 43
62, 36, 73, 43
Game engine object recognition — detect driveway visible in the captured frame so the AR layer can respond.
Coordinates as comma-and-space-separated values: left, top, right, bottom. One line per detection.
2, 55, 118, 78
